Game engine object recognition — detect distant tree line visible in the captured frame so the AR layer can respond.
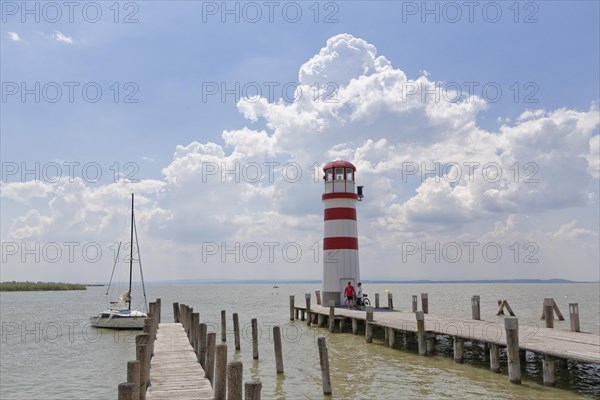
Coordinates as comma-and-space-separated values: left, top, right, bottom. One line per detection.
0, 281, 87, 292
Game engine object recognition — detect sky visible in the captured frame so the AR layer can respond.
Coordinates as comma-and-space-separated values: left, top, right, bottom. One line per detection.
1, 1, 599, 283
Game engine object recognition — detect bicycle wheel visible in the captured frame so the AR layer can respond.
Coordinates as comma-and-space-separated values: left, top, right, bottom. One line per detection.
363, 298, 371, 307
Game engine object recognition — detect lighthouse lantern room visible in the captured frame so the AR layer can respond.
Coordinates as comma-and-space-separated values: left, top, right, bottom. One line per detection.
321, 160, 361, 306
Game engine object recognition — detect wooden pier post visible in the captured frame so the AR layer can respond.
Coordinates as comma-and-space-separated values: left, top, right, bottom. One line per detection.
328, 300, 335, 333
118, 382, 136, 400
412, 295, 418, 312
244, 381, 262, 400
273, 325, 284, 374
496, 300, 504, 315
471, 295, 480, 320
289, 295, 295, 321
489, 344, 500, 373
137, 343, 149, 400
317, 337, 332, 395
206, 332, 217, 385
569, 303, 580, 332
315, 290, 321, 305
543, 354, 556, 386
352, 318, 358, 334
227, 361, 243, 400
156, 298, 161, 323
387, 327, 396, 348
416, 311, 426, 356
421, 293, 429, 314
552, 300, 565, 320
375, 293, 380, 309
251, 318, 259, 360
453, 337, 464, 363
215, 343, 228, 400
233, 313, 241, 351
365, 306, 374, 343
221, 310, 227, 342
544, 298, 554, 328
192, 313, 200, 354
504, 317, 521, 384
318, 314, 324, 327
305, 293, 311, 326
425, 333, 435, 355
387, 292, 394, 310
199, 323, 208, 367
126, 360, 140, 400
187, 307, 193, 338
173, 302, 180, 323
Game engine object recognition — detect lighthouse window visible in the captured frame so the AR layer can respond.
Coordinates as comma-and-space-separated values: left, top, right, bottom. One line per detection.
326, 169, 333, 181
346, 168, 354, 181
335, 168, 344, 180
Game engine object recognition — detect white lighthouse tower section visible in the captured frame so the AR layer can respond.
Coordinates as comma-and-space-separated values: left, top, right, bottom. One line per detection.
321, 161, 361, 306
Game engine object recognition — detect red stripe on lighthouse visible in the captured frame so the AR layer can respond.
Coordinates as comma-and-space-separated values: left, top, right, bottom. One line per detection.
324, 208, 357, 221
323, 237, 359, 250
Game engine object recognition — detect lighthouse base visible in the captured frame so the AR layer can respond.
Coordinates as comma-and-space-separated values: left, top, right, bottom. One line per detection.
322, 291, 341, 307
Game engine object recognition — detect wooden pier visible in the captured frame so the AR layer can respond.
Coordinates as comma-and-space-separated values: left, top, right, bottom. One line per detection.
292, 293, 600, 387
146, 323, 213, 400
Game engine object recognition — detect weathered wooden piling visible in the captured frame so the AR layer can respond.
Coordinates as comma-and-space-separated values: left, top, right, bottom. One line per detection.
233, 312, 241, 351
365, 306, 374, 343
421, 293, 428, 314
215, 343, 228, 399
543, 354, 556, 386
305, 293, 312, 326
504, 317, 521, 384
192, 312, 200, 354
490, 344, 500, 373
412, 295, 418, 312
387, 327, 396, 348
352, 318, 358, 334
416, 311, 426, 356
375, 293, 380, 308
206, 332, 217, 385
387, 292, 394, 310
221, 310, 227, 342
273, 325, 284, 374
569, 303, 580, 332
136, 343, 149, 400
126, 360, 140, 400
471, 295, 480, 320
315, 290, 321, 305
251, 318, 259, 359
244, 381, 262, 400
118, 382, 136, 400
497, 299, 516, 316
453, 337, 464, 363
425, 333, 435, 355
553, 300, 565, 320
227, 361, 243, 400
317, 337, 332, 395
328, 300, 335, 333
199, 323, 207, 367
544, 298, 554, 328
173, 302, 180, 323
289, 295, 295, 321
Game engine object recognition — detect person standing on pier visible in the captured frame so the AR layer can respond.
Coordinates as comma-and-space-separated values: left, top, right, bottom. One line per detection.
356, 282, 363, 307
344, 281, 355, 309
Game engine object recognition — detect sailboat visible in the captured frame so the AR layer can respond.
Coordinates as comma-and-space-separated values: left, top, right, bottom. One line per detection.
90, 193, 148, 329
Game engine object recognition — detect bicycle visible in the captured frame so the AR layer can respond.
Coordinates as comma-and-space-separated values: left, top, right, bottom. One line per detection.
344, 293, 371, 308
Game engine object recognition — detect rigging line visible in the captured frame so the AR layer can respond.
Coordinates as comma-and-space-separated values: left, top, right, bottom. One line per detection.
106, 242, 122, 296
133, 214, 148, 313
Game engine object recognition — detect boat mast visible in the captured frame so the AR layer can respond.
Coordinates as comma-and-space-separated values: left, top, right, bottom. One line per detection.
128, 193, 134, 311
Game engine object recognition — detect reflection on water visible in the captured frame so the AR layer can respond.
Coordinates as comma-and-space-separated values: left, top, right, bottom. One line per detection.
1, 283, 598, 399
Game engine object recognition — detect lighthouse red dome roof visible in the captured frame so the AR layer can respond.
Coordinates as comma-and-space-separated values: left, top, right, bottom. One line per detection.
323, 160, 356, 171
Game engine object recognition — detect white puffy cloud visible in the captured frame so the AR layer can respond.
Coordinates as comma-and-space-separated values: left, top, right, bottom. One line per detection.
8, 32, 21, 42
2, 34, 598, 281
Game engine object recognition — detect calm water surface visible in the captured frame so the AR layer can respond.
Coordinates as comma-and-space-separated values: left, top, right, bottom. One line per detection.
1, 283, 599, 399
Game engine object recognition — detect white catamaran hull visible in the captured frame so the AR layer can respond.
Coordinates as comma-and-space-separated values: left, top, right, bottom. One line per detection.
90, 309, 147, 329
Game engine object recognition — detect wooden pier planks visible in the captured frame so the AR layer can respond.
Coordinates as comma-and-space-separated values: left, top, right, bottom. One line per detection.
300, 305, 600, 364
147, 323, 214, 400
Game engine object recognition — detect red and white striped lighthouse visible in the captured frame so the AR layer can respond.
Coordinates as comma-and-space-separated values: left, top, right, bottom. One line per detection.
322, 160, 363, 306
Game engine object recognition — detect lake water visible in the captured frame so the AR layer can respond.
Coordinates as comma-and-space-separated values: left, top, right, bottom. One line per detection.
1, 283, 599, 399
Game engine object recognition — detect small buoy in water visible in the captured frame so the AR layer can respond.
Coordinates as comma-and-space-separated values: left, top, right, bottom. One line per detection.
384, 289, 390, 293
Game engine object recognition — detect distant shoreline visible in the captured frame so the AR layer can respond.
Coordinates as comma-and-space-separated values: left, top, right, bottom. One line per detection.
141, 278, 598, 285
0, 282, 87, 292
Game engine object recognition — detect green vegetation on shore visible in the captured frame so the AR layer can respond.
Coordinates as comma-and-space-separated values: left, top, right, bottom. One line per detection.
0, 282, 87, 292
